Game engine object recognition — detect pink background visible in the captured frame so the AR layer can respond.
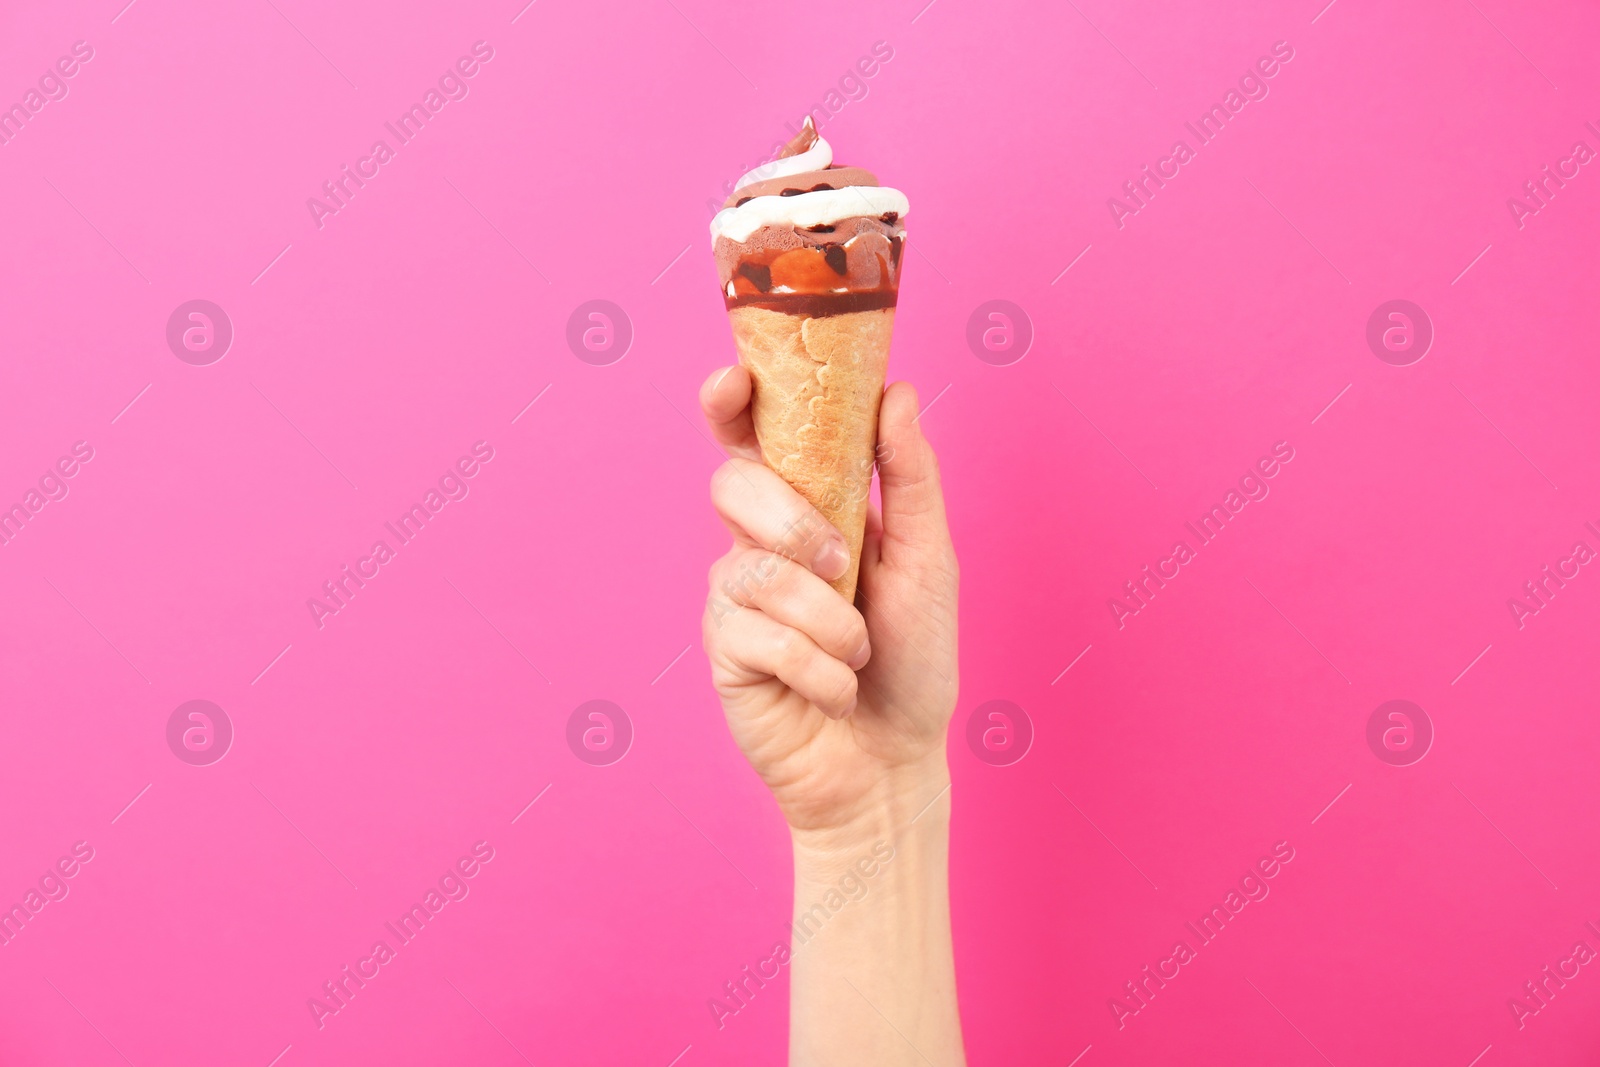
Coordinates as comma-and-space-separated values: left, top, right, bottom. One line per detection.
2, 0, 1598, 1063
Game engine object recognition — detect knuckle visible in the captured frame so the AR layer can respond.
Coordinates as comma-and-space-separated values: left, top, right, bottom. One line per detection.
756, 553, 798, 601
838, 610, 868, 654
723, 549, 776, 605
771, 625, 804, 668
775, 505, 820, 549
828, 669, 858, 709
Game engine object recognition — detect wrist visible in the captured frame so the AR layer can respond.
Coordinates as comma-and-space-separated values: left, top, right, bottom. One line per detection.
784, 751, 965, 1066
790, 748, 951, 873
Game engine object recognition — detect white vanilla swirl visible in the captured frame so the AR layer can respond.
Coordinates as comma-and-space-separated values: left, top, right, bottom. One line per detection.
710, 130, 909, 245
732, 135, 833, 191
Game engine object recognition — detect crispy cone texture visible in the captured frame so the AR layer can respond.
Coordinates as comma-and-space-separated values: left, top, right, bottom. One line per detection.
728, 305, 894, 601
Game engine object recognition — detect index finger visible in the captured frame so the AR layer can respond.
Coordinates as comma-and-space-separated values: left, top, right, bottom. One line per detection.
699, 364, 762, 460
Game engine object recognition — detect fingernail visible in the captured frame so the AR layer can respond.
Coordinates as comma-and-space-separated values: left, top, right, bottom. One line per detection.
848, 638, 871, 670
842, 696, 858, 717
815, 538, 850, 581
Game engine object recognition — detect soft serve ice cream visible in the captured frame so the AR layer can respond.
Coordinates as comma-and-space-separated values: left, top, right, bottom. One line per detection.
709, 120, 909, 601
710, 119, 908, 318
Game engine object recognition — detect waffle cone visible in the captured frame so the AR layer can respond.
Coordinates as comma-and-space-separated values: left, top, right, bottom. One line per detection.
727, 305, 894, 602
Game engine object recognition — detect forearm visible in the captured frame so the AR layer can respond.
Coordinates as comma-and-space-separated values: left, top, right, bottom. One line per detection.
787, 754, 965, 1067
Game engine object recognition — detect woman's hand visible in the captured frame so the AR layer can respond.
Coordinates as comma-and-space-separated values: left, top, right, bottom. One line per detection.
699, 364, 960, 845
700, 363, 966, 1066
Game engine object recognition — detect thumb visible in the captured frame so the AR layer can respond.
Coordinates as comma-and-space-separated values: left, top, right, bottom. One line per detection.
875, 382, 951, 552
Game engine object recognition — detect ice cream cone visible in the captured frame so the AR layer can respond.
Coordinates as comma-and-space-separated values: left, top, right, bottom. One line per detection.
710, 119, 908, 602
728, 304, 895, 601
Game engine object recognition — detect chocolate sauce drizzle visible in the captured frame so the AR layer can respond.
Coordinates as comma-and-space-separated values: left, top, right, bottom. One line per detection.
724, 289, 899, 317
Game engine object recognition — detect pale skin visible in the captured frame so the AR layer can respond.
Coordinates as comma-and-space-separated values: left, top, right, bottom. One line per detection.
700, 365, 965, 1066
